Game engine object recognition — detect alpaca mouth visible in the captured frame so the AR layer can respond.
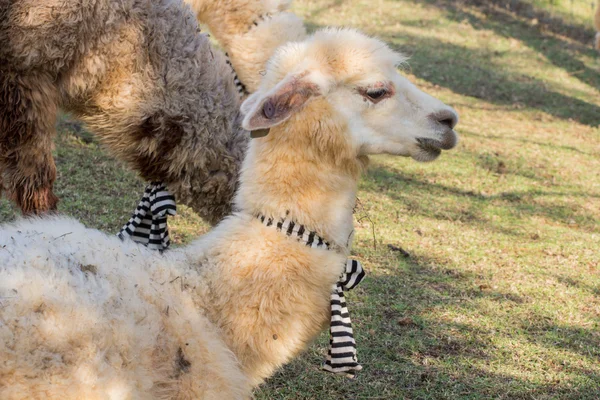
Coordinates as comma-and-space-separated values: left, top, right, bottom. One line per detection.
414, 130, 458, 162
417, 131, 458, 152
414, 143, 442, 162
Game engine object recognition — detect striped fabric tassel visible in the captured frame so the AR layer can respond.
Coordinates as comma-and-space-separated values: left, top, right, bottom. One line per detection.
323, 259, 366, 378
117, 182, 177, 251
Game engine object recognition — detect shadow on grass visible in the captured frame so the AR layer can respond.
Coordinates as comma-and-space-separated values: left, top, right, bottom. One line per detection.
441, 0, 596, 44
554, 273, 600, 297
425, 0, 600, 103
386, 32, 600, 127
521, 321, 600, 360
359, 252, 599, 394
363, 164, 600, 235
258, 252, 600, 399
465, 130, 598, 157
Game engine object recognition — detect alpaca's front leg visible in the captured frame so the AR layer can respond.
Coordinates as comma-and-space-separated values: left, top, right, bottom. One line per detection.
0, 72, 59, 214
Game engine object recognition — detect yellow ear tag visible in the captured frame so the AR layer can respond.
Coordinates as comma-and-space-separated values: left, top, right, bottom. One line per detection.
250, 129, 270, 139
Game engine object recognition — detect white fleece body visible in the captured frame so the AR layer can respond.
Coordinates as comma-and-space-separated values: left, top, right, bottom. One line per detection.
0, 211, 344, 399
0, 217, 249, 400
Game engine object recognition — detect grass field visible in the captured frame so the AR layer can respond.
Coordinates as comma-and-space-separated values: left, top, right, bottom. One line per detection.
1, 0, 599, 398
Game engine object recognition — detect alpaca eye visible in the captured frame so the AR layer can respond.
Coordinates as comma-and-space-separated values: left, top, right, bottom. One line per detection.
358, 85, 392, 103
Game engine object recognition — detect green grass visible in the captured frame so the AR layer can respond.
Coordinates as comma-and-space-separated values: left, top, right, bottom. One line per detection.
2, 0, 600, 398
525, 0, 596, 26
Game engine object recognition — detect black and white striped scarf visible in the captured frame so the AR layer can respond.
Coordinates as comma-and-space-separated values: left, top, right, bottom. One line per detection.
223, 13, 275, 99
323, 258, 365, 378
224, 52, 248, 98
117, 182, 177, 251
256, 213, 365, 378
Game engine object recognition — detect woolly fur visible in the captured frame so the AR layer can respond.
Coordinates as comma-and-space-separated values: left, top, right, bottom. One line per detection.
0, 0, 249, 224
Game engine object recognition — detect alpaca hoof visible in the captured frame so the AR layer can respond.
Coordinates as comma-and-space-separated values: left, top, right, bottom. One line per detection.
11, 186, 59, 215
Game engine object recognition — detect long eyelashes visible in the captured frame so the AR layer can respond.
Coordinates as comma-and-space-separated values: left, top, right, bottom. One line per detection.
358, 83, 394, 104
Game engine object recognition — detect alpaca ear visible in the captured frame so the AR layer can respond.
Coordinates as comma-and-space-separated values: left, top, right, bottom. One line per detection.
241, 73, 320, 131
240, 92, 262, 116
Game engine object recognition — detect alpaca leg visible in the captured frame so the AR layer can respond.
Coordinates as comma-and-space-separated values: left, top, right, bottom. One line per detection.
0, 72, 59, 214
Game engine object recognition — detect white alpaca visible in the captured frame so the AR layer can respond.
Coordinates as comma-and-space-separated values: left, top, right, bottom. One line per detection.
0, 28, 458, 399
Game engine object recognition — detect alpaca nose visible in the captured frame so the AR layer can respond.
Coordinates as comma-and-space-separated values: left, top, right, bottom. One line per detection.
430, 109, 458, 130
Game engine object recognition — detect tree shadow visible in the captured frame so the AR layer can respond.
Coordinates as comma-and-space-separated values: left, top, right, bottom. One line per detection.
353, 253, 600, 397
521, 321, 600, 360
363, 164, 600, 234
426, 0, 600, 98
441, 0, 596, 44
257, 252, 600, 398
553, 273, 600, 296
466, 130, 598, 157
383, 32, 600, 127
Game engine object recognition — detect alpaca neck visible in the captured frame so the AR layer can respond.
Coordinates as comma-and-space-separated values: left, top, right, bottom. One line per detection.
202, 107, 366, 384
223, 127, 360, 382
234, 123, 361, 250
187, 0, 263, 47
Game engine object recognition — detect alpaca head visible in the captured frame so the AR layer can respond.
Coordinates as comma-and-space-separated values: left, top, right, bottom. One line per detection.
241, 28, 458, 162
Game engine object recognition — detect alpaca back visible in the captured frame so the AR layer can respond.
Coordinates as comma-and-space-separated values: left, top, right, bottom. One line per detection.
62, 0, 247, 224
0, 0, 138, 74
0, 217, 249, 399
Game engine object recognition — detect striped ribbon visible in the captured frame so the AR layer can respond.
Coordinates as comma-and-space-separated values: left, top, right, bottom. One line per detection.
322, 259, 365, 378
256, 213, 365, 378
223, 13, 275, 99
224, 52, 248, 98
117, 182, 177, 251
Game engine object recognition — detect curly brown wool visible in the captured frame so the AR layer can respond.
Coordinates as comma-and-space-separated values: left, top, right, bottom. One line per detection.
0, 0, 253, 225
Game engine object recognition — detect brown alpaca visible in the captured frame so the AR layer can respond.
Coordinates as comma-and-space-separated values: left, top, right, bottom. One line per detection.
0, 0, 295, 224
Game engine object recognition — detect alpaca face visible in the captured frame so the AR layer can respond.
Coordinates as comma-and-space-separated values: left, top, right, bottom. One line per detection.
330, 68, 459, 162
241, 28, 459, 162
